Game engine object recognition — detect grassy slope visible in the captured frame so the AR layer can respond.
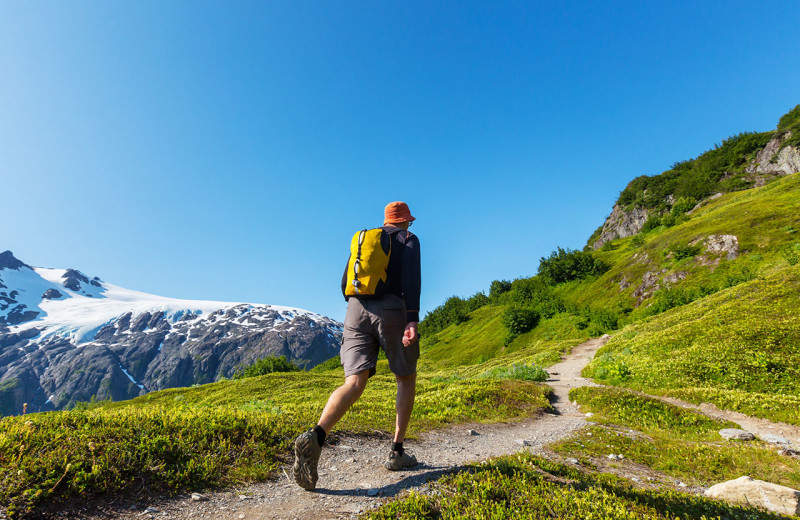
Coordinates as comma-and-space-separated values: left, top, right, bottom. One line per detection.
556, 387, 800, 489
584, 265, 800, 424
418, 305, 589, 375
561, 172, 800, 317
0, 369, 550, 516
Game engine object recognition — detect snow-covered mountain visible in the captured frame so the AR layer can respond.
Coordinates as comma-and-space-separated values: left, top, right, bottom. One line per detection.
0, 250, 342, 416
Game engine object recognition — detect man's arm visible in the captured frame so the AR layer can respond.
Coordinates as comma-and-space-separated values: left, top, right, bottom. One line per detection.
401, 233, 421, 323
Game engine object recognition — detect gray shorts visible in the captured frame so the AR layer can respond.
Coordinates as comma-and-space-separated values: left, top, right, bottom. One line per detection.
340, 294, 420, 377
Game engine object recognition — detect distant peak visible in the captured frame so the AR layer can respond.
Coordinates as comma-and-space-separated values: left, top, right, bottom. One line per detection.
63, 269, 90, 284
62, 268, 104, 291
0, 250, 30, 271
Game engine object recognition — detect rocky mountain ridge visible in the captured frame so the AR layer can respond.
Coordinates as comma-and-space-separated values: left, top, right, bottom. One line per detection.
591, 126, 800, 250
0, 251, 342, 415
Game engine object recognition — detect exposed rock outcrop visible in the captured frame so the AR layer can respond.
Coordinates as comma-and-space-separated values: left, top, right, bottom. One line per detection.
0, 250, 29, 271
704, 235, 739, 260
592, 205, 650, 249
746, 132, 800, 186
42, 289, 63, 300
630, 269, 688, 304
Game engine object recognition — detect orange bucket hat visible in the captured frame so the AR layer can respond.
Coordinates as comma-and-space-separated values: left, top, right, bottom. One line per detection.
384, 201, 416, 225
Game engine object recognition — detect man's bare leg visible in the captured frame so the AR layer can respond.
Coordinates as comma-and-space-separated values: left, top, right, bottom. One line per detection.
317, 370, 370, 434
293, 370, 370, 490
393, 372, 417, 443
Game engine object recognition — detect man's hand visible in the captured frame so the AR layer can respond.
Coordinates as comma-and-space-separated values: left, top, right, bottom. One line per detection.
402, 322, 419, 347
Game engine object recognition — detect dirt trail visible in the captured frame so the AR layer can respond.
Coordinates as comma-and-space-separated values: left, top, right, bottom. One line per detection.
655, 395, 800, 445
78, 337, 609, 520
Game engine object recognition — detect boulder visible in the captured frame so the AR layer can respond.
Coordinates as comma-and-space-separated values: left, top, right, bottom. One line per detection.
705, 235, 739, 260
705, 476, 800, 516
760, 434, 792, 446
719, 428, 755, 441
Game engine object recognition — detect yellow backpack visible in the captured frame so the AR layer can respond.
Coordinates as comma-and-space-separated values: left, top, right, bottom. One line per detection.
344, 228, 392, 297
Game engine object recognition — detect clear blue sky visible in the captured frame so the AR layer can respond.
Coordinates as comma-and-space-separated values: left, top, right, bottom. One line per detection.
2, 1, 799, 322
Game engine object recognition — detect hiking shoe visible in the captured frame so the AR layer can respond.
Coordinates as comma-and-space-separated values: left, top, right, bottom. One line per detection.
384, 450, 418, 471
292, 429, 322, 490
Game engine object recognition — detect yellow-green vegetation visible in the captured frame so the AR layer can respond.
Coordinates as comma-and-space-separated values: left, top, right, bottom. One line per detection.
0, 371, 550, 517
0, 407, 287, 517
566, 172, 800, 318
553, 387, 800, 489
418, 303, 585, 374
418, 305, 507, 368
366, 452, 786, 520
584, 265, 800, 424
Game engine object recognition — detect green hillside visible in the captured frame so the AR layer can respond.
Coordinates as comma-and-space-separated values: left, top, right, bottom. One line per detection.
417, 172, 800, 395
585, 265, 800, 425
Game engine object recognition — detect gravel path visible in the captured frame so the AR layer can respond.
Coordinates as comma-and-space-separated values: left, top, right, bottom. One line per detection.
656, 395, 800, 446
71, 336, 610, 520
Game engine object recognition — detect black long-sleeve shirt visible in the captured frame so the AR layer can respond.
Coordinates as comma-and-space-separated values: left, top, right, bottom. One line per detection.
341, 226, 421, 323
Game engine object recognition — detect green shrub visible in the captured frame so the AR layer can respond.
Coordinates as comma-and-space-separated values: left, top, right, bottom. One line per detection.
587, 351, 631, 384
479, 363, 548, 382
0, 407, 295, 517
660, 214, 676, 227
233, 355, 299, 379
777, 104, 800, 148
502, 306, 540, 336
489, 279, 512, 299
586, 224, 604, 247
309, 355, 342, 372
585, 307, 620, 331
671, 196, 697, 216
506, 276, 565, 318
782, 243, 800, 266
368, 452, 782, 520
641, 215, 662, 233
420, 292, 489, 335
643, 286, 713, 316
569, 386, 733, 436
627, 235, 645, 249
538, 247, 608, 284
722, 265, 756, 288
670, 244, 701, 260
777, 104, 800, 132
559, 387, 800, 491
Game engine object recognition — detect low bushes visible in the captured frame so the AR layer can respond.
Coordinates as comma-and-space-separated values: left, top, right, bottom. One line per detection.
479, 363, 548, 382
538, 247, 609, 284
233, 355, 299, 379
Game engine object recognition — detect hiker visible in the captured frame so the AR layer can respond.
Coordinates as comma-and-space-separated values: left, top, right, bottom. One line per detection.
292, 201, 422, 491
